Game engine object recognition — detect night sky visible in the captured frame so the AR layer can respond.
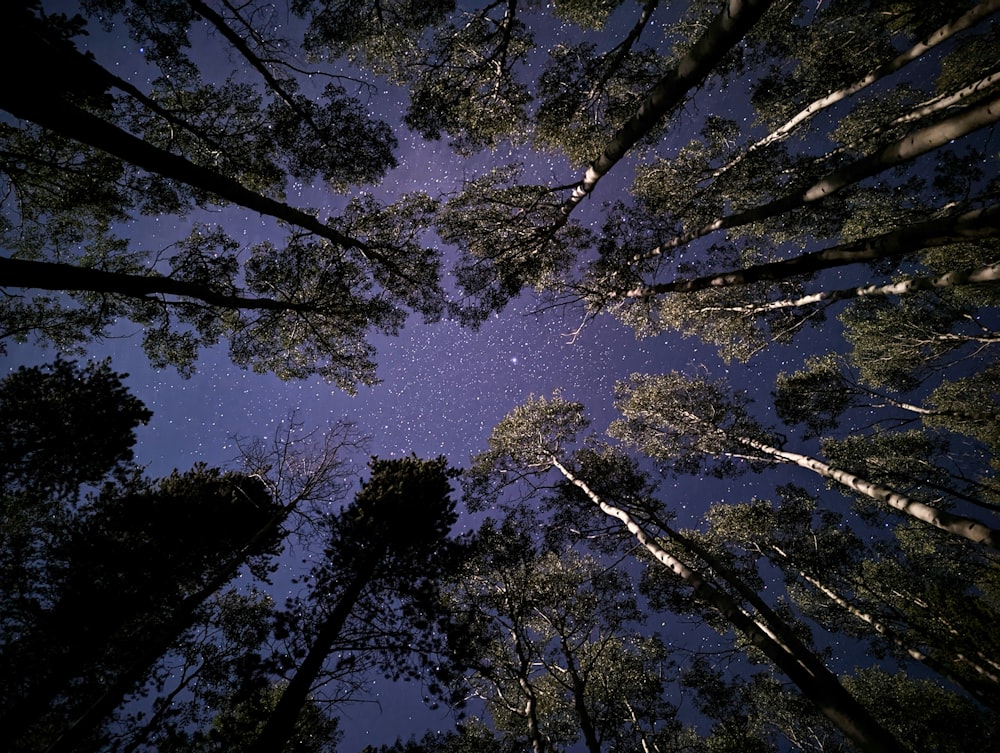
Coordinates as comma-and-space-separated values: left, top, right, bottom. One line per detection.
2, 0, 966, 749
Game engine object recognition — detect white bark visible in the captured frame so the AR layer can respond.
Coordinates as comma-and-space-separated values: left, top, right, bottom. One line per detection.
738, 437, 1000, 548
639, 94, 1000, 260
712, 0, 1000, 179
703, 263, 1000, 315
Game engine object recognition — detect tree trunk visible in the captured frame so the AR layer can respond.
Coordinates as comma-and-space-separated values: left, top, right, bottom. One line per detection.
694, 263, 1000, 315
514, 630, 547, 753
550, 457, 910, 753
767, 544, 1000, 712
621, 205, 1000, 299
246, 555, 379, 753
709, 0, 1000, 181
560, 637, 602, 753
737, 437, 1000, 548
0, 37, 415, 284
185, 0, 324, 138
0, 257, 312, 313
42, 508, 290, 753
561, 0, 775, 215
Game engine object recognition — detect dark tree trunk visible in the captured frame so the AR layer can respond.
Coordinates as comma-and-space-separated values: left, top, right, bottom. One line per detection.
246, 555, 380, 753
0, 257, 317, 313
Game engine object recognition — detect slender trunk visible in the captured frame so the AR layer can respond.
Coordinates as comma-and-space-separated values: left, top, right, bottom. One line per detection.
892, 69, 1000, 129
697, 263, 1000, 315
513, 629, 547, 753
709, 0, 1000, 182
550, 457, 910, 753
0, 257, 314, 313
623, 697, 654, 753
641, 95, 1000, 260
736, 437, 1000, 548
0, 70, 415, 284
651, 514, 828, 667
246, 555, 379, 753
560, 637, 602, 753
620, 205, 1000, 299
0, 88, 349, 250
561, 0, 774, 216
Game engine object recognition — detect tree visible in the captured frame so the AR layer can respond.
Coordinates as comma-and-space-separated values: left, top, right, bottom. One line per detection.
610, 371, 1000, 547
36, 418, 364, 753
711, 0, 1000, 185
701, 485, 1000, 713
773, 352, 999, 440
247, 455, 459, 753
470, 394, 910, 753
0, 0, 442, 386
1, 464, 283, 752
0, 357, 150, 502
1, 197, 440, 388
0, 358, 151, 658
774, 354, 1000, 511
434, 165, 591, 325
627, 93, 1000, 265
112, 590, 339, 753
839, 290, 1000, 392
558, 0, 776, 215
605, 205, 1000, 301
533, 0, 669, 165
366, 722, 514, 753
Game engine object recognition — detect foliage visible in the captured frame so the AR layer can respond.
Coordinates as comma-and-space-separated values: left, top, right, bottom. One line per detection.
0, 357, 150, 501
4, 0, 1000, 749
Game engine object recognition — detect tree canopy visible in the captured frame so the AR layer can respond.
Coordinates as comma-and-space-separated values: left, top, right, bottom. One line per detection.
3, 0, 999, 751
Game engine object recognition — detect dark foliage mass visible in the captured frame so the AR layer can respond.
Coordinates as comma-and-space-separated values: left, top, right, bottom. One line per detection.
2, 0, 999, 751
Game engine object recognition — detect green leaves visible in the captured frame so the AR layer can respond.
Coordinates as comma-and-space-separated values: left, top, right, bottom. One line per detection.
610, 371, 772, 477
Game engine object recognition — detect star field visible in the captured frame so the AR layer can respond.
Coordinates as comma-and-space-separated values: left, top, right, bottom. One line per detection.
7, 1, 996, 750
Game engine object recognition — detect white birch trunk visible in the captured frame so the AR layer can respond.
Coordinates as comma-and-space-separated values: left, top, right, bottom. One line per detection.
709, 0, 1000, 181
737, 437, 1000, 548
640, 94, 1000, 260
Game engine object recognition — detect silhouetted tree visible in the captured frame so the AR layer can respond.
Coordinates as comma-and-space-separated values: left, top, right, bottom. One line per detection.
247, 455, 459, 753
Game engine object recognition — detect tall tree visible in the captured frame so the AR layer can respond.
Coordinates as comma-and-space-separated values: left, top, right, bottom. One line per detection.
558, 0, 776, 215
0, 1, 443, 386
0, 358, 150, 649
610, 371, 1000, 548
436, 0, 777, 320
839, 290, 1000, 392
297, 0, 534, 154
630, 93, 1000, 264
702, 485, 1000, 712
712, 0, 1000, 184
1, 464, 282, 752
1, 199, 440, 388
443, 512, 679, 753
0, 357, 150, 503
247, 455, 459, 753
40, 418, 364, 753
534, 0, 668, 165
773, 353, 997, 440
